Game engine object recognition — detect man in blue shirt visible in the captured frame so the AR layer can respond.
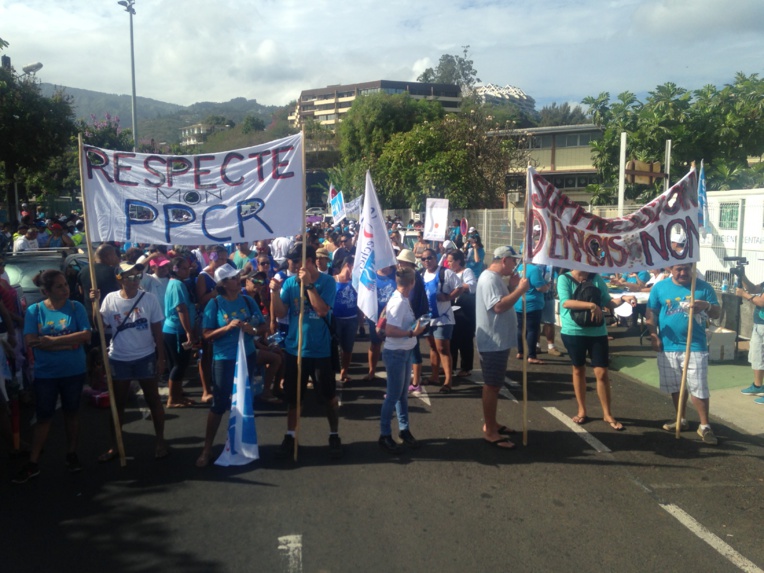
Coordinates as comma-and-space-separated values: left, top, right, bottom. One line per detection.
270, 245, 341, 459
646, 263, 721, 444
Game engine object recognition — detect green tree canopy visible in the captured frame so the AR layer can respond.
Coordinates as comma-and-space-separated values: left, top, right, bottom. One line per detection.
417, 46, 480, 90
538, 102, 589, 127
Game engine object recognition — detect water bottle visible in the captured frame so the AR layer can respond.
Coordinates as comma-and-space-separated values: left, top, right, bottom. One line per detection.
251, 364, 264, 397
721, 278, 729, 293
267, 332, 284, 346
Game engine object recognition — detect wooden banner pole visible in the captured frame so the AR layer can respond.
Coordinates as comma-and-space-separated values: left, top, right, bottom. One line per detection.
78, 134, 127, 466
294, 129, 307, 461
675, 264, 698, 439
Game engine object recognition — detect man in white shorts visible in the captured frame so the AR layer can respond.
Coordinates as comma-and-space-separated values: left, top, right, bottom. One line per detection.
646, 263, 721, 444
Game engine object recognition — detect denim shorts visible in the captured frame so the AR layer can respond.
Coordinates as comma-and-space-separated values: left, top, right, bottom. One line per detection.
335, 316, 358, 353
561, 334, 609, 368
109, 354, 157, 381
33, 373, 86, 420
211, 353, 257, 415
430, 324, 454, 340
541, 299, 556, 324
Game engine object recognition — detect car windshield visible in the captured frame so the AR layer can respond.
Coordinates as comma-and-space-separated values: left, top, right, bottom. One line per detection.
5, 256, 65, 290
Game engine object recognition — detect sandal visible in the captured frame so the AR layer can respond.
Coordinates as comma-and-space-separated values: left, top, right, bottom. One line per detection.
438, 385, 453, 394
497, 425, 517, 436
98, 449, 118, 463
571, 415, 589, 425
527, 358, 545, 365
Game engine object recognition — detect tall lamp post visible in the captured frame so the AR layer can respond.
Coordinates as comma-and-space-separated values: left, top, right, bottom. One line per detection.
118, 0, 138, 152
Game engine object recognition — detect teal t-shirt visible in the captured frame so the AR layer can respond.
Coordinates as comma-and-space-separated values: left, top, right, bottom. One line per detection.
202, 294, 261, 360
281, 272, 336, 358
647, 278, 717, 352
514, 263, 547, 313
163, 278, 197, 335
557, 273, 612, 337
24, 300, 90, 378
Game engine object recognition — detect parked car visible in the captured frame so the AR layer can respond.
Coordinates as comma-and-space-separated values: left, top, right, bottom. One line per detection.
4, 249, 83, 311
306, 207, 325, 216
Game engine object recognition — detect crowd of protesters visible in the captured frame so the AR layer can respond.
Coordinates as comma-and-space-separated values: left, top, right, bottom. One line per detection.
0, 208, 733, 484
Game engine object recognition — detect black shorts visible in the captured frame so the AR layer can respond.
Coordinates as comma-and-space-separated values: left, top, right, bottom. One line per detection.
561, 334, 609, 368
283, 353, 336, 406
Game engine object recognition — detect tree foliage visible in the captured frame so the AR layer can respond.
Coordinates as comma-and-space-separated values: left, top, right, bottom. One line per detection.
417, 46, 481, 90
241, 114, 265, 134
582, 74, 764, 193
538, 102, 589, 127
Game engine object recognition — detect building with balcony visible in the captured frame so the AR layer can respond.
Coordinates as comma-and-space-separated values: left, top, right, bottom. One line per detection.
473, 83, 537, 117
288, 80, 462, 130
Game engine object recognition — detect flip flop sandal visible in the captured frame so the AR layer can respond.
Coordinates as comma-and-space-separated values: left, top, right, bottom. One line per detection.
98, 449, 118, 463
484, 437, 516, 449
497, 425, 517, 436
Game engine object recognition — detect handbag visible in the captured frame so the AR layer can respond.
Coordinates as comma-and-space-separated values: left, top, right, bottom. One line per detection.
322, 314, 341, 373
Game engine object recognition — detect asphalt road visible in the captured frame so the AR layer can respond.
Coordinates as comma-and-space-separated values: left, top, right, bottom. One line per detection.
3, 336, 764, 573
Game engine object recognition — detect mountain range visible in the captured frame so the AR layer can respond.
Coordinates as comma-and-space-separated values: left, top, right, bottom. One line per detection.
39, 83, 283, 145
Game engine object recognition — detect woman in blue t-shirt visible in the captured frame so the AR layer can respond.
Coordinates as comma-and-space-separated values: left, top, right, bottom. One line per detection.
333, 255, 357, 383
195, 265, 265, 468
16, 270, 91, 483
163, 256, 198, 408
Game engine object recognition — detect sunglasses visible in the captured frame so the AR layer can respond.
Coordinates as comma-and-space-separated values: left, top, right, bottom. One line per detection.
122, 273, 143, 282
248, 278, 265, 285
258, 261, 270, 266
420, 256, 434, 262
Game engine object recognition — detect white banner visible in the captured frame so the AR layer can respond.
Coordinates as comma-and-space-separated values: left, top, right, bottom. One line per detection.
215, 330, 259, 466
423, 198, 449, 241
82, 133, 303, 245
526, 166, 700, 273
329, 184, 346, 223
345, 195, 363, 217
352, 171, 398, 322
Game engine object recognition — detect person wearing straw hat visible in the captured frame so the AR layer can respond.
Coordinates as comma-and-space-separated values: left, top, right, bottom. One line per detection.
475, 246, 529, 449
646, 263, 720, 444
195, 264, 264, 467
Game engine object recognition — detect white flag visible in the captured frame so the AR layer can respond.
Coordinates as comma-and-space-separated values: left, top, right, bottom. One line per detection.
351, 171, 397, 322
215, 330, 259, 466
329, 184, 347, 224
423, 198, 449, 241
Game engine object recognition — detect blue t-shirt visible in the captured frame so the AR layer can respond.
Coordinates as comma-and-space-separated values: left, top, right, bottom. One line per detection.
557, 273, 612, 337
514, 263, 547, 312
24, 300, 90, 378
163, 278, 197, 335
202, 294, 261, 360
466, 247, 485, 276
648, 278, 717, 352
281, 272, 336, 358
334, 281, 358, 319
625, 271, 650, 285
376, 272, 396, 315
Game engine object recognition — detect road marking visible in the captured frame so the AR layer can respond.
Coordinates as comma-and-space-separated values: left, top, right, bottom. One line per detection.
660, 504, 764, 573
277, 534, 303, 573
412, 385, 431, 406
543, 407, 612, 453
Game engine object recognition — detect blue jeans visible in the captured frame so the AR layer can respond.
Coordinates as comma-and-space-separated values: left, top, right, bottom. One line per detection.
381, 347, 413, 436
516, 309, 543, 359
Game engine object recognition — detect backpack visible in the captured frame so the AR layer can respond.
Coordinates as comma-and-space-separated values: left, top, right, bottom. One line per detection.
568, 273, 604, 328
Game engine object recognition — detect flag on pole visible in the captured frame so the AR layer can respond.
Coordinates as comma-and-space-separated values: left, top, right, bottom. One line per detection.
698, 159, 711, 236
329, 184, 347, 224
352, 171, 397, 322
215, 330, 259, 466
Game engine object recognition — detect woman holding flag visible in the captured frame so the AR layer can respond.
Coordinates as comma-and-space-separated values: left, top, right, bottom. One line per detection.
196, 265, 264, 468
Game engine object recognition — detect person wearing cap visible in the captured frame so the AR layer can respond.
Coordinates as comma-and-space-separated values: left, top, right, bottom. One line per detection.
475, 246, 529, 449
438, 240, 457, 269
465, 232, 485, 277
419, 247, 463, 392
558, 268, 636, 430
164, 256, 199, 408
96, 262, 168, 462
195, 264, 265, 467
141, 255, 171, 309
47, 223, 74, 249
270, 244, 343, 460
646, 264, 720, 444
315, 247, 330, 274
69, 221, 85, 246
333, 254, 357, 384
396, 249, 429, 393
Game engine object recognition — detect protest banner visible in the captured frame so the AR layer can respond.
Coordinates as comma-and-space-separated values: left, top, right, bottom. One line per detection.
525, 166, 699, 273
352, 171, 398, 322
697, 159, 711, 237
345, 195, 363, 217
215, 330, 259, 466
329, 184, 346, 223
424, 198, 449, 241
81, 133, 303, 245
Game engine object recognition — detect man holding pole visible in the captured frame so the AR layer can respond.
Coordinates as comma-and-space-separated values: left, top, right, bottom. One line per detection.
646, 263, 720, 444
270, 244, 342, 460
475, 246, 529, 449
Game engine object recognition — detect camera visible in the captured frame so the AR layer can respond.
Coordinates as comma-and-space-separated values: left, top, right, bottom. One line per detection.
724, 256, 748, 279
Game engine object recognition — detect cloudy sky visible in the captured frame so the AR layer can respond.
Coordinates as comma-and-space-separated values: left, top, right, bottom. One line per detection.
2, 0, 763, 109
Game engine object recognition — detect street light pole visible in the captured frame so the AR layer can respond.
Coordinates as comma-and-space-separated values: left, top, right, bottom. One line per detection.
118, 0, 138, 152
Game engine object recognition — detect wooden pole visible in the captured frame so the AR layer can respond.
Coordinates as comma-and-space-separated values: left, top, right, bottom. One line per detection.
522, 165, 531, 446
294, 129, 308, 461
675, 265, 697, 439
77, 134, 127, 466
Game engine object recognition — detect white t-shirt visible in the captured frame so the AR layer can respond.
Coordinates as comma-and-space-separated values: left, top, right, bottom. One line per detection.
383, 291, 417, 351
271, 236, 293, 263
13, 237, 38, 252
475, 269, 517, 352
100, 290, 165, 361
423, 267, 462, 326
456, 268, 477, 294
141, 274, 170, 309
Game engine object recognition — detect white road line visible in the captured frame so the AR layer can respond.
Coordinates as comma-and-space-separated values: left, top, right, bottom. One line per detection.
543, 406, 612, 453
660, 504, 764, 573
277, 534, 303, 573
412, 385, 431, 406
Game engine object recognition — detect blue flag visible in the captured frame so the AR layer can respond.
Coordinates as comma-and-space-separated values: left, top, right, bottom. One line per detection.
698, 159, 711, 235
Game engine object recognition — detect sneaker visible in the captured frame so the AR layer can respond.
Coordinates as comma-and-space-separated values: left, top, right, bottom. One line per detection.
740, 384, 764, 396
378, 435, 402, 454
275, 434, 295, 459
12, 462, 40, 484
662, 419, 689, 432
697, 426, 718, 445
755, 396, 764, 405
65, 453, 83, 473
408, 384, 421, 395
547, 347, 562, 357
399, 429, 421, 448
328, 434, 343, 459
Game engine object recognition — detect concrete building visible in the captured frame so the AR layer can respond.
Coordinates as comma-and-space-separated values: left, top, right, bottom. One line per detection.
473, 83, 537, 117
289, 80, 462, 130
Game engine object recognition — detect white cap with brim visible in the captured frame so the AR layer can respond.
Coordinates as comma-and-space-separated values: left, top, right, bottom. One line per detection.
493, 245, 521, 260
670, 230, 687, 245
214, 265, 241, 284
115, 262, 144, 277
396, 249, 416, 265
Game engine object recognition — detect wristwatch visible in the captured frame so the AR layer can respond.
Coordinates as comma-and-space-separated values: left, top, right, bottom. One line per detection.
304, 283, 315, 291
